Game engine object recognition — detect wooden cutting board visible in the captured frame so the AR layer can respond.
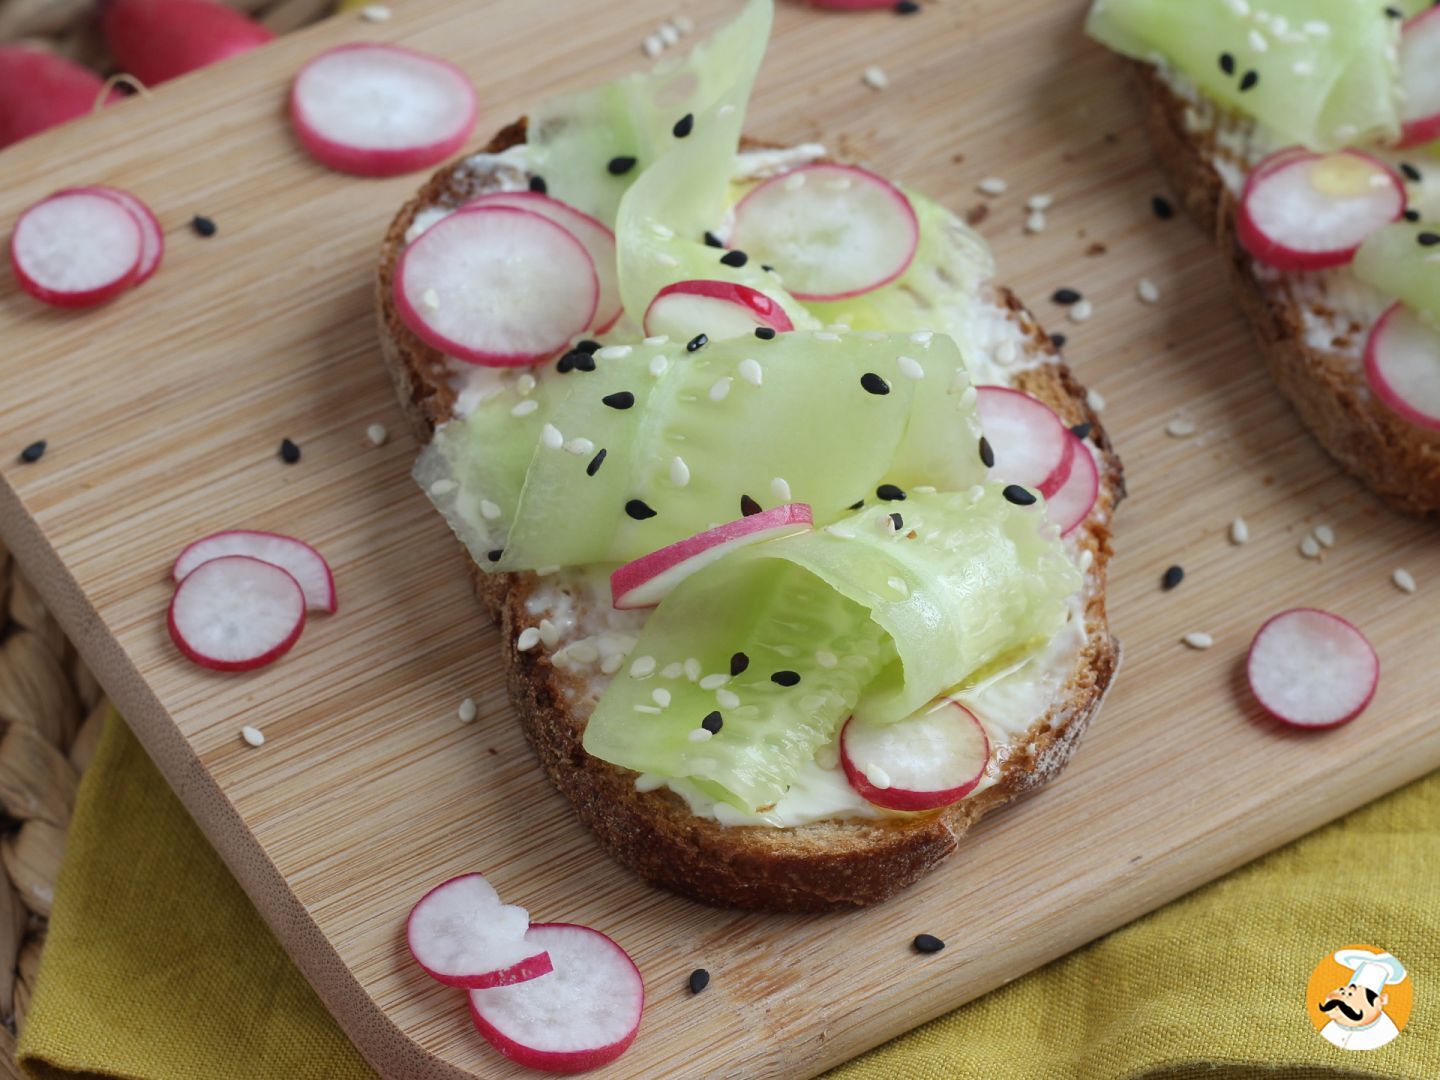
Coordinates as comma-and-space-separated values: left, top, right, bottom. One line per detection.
2, 1, 1438, 1076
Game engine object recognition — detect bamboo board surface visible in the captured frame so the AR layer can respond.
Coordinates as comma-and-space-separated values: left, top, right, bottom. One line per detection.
2, 1, 1439, 1076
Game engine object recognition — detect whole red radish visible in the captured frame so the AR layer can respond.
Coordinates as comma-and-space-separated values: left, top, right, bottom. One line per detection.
0, 46, 118, 149
102, 0, 274, 86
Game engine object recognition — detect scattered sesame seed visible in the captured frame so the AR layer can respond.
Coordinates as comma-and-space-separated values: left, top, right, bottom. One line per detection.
538, 619, 559, 648
720, 249, 749, 267
861, 372, 891, 395
895, 0, 920, 13
359, 3, 391, 20
235, 725, 265, 749
888, 511, 904, 531
670, 456, 690, 487
673, 113, 695, 138
1086, 388, 1107, 412
702, 711, 724, 733
815, 332, 841, 342
876, 483, 906, 502
511, 399, 540, 417
862, 65, 890, 90
1161, 565, 1185, 591
652, 688, 672, 707
650, 222, 674, 238
649, 354, 669, 377
689, 968, 711, 994
528, 175, 548, 194
912, 933, 944, 953
1070, 422, 1092, 440
458, 697, 477, 724
1050, 333, 1067, 349
1239, 70, 1259, 92
191, 215, 217, 237
696, 673, 726, 691
1401, 162, 1422, 183
609, 155, 637, 175
487, 549, 503, 563
1313, 524, 1335, 549
1182, 632, 1214, 650
978, 437, 996, 468
754, 326, 777, 340
575, 339, 601, 354
1002, 485, 1036, 506
642, 33, 663, 57
1166, 417, 1197, 438
709, 377, 733, 402
738, 357, 763, 386
479, 499, 502, 520
601, 654, 624, 675
637, 704, 663, 715
429, 478, 457, 496
716, 688, 741, 709
816, 650, 838, 668
730, 652, 750, 676
658, 22, 680, 46
687, 333, 709, 352
1229, 517, 1250, 545
977, 177, 1008, 196
563, 437, 595, 456
540, 423, 564, 450
862, 762, 891, 788
625, 499, 657, 520
567, 640, 600, 664
687, 727, 712, 741
1393, 568, 1417, 594
1137, 278, 1160, 304
1299, 535, 1321, 559
771, 476, 792, 502
630, 655, 656, 677
602, 390, 636, 410
1068, 299, 1094, 323
1024, 210, 1047, 234
586, 448, 607, 476
1419, 232, 1440, 247
897, 355, 925, 381
740, 494, 762, 516
18, 440, 45, 464
597, 344, 633, 360
1052, 287, 1082, 305
1151, 195, 1175, 220
771, 670, 801, 687
1027, 193, 1054, 211
517, 627, 542, 651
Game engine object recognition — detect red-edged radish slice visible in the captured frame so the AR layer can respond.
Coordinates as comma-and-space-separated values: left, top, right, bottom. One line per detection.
840, 700, 990, 812
1237, 149, 1405, 272
975, 386, 1074, 496
642, 279, 794, 340
1364, 302, 1440, 432
61, 185, 164, 285
394, 206, 599, 366
468, 923, 644, 1074
172, 530, 337, 613
1398, 7, 1440, 149
10, 190, 142, 308
1044, 433, 1100, 536
610, 504, 813, 609
728, 164, 919, 301
460, 192, 620, 334
167, 555, 305, 672
291, 44, 477, 178
406, 873, 553, 990
1247, 609, 1379, 729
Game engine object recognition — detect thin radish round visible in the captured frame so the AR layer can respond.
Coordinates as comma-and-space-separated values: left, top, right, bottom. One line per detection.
10, 190, 142, 308
1044, 432, 1100, 536
840, 700, 990, 812
975, 386, 1074, 496
468, 923, 644, 1074
61, 185, 164, 285
172, 530, 337, 613
1398, 7, 1440, 149
460, 192, 620, 334
406, 874, 553, 990
167, 555, 305, 672
610, 503, 813, 609
291, 44, 477, 178
1247, 609, 1379, 729
1364, 302, 1440, 431
394, 205, 598, 366
642, 279, 794, 340
728, 164, 919, 301
1237, 149, 1405, 271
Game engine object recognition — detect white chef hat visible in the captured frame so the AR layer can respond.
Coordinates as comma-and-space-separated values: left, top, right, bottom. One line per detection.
1334, 949, 1407, 994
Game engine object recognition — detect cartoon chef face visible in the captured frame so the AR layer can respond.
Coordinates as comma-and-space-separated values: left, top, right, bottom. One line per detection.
1320, 982, 1387, 1029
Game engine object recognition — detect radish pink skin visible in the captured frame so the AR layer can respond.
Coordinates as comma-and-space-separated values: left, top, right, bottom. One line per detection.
102, 0, 274, 86
1246, 608, 1380, 730
467, 923, 643, 1074
58, 185, 164, 285
0, 46, 120, 149
839, 706, 990, 812
166, 556, 306, 672
290, 45, 477, 178
1398, 7, 1440, 149
9, 194, 142, 308
643, 279, 795, 337
393, 206, 599, 367
404, 874, 553, 990
171, 529, 338, 613
1364, 303, 1440, 432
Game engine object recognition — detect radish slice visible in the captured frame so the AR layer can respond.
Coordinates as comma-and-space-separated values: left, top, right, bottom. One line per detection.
406, 874, 553, 990
1247, 609, 1379, 729
1398, 7, 1440, 149
167, 555, 305, 672
610, 504, 813, 609
1237, 149, 1405, 272
642, 279, 794, 340
975, 386, 1074, 496
728, 164, 919, 301
1364, 302, 1440, 432
460, 192, 620, 334
394, 206, 599, 366
10, 190, 143, 308
291, 44, 477, 178
468, 923, 644, 1074
172, 530, 337, 613
61, 185, 164, 285
1044, 432, 1100, 536
840, 700, 990, 812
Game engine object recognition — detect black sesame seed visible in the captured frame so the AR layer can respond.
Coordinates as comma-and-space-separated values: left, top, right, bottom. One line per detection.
1050, 333, 1067, 349
572, 352, 597, 372
1419, 232, 1440, 247
487, 549, 503, 563
730, 651, 750, 677
688, 968, 711, 994
1401, 162, 1423, 183
876, 483, 906, 502
602, 391, 636, 410
771, 670, 801, 687
1151, 195, 1175, 221
625, 499, 657, 520
1219, 52, 1236, 77
1052, 287, 1082, 305
1002, 484, 1036, 506
740, 494, 762, 516
895, 0, 920, 12
912, 934, 945, 954
720, 249, 749, 268
861, 372, 891, 396
687, 333, 709, 352
586, 448, 607, 476
279, 438, 301, 464
1386, 5, 1404, 17
191, 215, 217, 237
1162, 565, 1185, 591
1405, 209, 1422, 223
978, 436, 995, 469
528, 175, 548, 194
703, 231, 724, 248
556, 353, 576, 373
848, 499, 866, 510
18, 440, 46, 464
761, 264, 775, 273
575, 339, 602, 354
889, 512, 904, 531
1070, 422, 1093, 440
607, 155, 637, 176
754, 326, 777, 340
702, 711, 723, 733
673, 113, 695, 138
1239, 70, 1259, 92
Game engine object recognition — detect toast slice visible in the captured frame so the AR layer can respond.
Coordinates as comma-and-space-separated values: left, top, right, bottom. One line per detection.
1132, 63, 1440, 519
376, 120, 1124, 911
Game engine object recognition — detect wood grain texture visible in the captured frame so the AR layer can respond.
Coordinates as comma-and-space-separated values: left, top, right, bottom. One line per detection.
1, 1, 1438, 1077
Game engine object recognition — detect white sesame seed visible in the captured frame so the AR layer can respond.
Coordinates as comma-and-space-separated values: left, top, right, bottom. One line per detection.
1248, 28, 1268, 52
912, 485, 936, 494
699, 673, 729, 690
887, 575, 909, 597
1069, 299, 1094, 323
862, 65, 889, 90
1027, 193, 1054, 211
359, 3, 392, 21
366, 422, 388, 446
1025, 210, 1047, 234
1393, 568, 1418, 594
910, 330, 934, 345
597, 345, 633, 360
515, 373, 537, 396
421, 288, 440, 310
662, 661, 684, 679
1137, 278, 1161, 304
429, 478, 457, 497
480, 499, 502, 520
630, 655, 657, 677
568, 641, 600, 664
510, 399, 539, 417
649, 354, 669, 377
458, 697, 477, 724
540, 423, 564, 450
600, 654, 624, 675
716, 689, 741, 709
978, 177, 1008, 196
683, 657, 702, 681
862, 763, 892, 789
995, 339, 1018, 367
642, 34, 663, 57
658, 22, 680, 46
815, 650, 838, 668
656, 254, 679, 268
738, 357, 763, 386
688, 727, 713, 742
1182, 632, 1214, 650
1166, 417, 1197, 438
535, 565, 560, 577
1300, 535, 1322, 559
770, 476, 792, 502
538, 619, 559, 648
635, 704, 663, 714
709, 376, 733, 401
897, 355, 925, 381
1313, 524, 1335, 549
718, 103, 736, 116
649, 222, 674, 238
517, 627, 542, 651
1229, 516, 1250, 545
814, 332, 841, 342
644, 334, 670, 345
652, 688, 672, 707
240, 725, 265, 747
563, 437, 594, 456
1086, 388, 1107, 412
1078, 548, 1095, 571
670, 455, 690, 487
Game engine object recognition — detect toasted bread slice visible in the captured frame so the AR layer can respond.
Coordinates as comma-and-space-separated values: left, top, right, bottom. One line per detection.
376, 121, 1124, 911
1133, 63, 1440, 519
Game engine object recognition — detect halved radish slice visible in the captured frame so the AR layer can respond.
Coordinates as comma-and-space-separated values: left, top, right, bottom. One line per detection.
840, 700, 990, 812
975, 386, 1074, 496
1045, 433, 1100, 536
1398, 7, 1440, 149
1364, 302, 1440, 432
10, 190, 142, 308
406, 873, 553, 990
1247, 609, 1379, 729
1237, 149, 1405, 272
291, 44, 477, 178
167, 555, 305, 672
64, 186, 165, 285
394, 206, 599, 366
610, 504, 813, 609
172, 530, 337, 613
728, 164, 919, 301
460, 192, 620, 334
642, 279, 794, 340
468, 923, 644, 1074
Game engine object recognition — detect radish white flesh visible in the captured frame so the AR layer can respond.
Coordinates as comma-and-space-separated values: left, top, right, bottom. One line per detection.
406, 874, 552, 990
1364, 302, 1440, 431
394, 206, 598, 366
291, 44, 477, 177
63, 185, 164, 285
1044, 432, 1100, 536
728, 164, 919, 300
167, 555, 305, 672
1247, 609, 1379, 729
610, 504, 813, 609
172, 530, 336, 613
10, 191, 142, 308
642, 279, 794, 340
1399, 8, 1440, 149
1238, 149, 1405, 272
840, 700, 989, 812
468, 923, 644, 1073
975, 385, 1074, 496
461, 192, 620, 333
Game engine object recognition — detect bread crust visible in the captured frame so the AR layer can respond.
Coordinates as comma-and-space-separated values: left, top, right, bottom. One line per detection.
376, 122, 1124, 910
1133, 63, 1440, 519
